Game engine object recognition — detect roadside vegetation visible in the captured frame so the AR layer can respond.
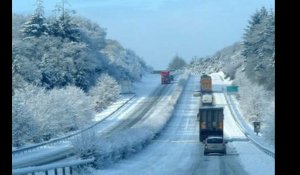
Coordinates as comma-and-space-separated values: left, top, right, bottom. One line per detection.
12, 0, 149, 147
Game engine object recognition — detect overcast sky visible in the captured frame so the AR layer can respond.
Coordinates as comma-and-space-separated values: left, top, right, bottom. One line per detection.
13, 0, 274, 70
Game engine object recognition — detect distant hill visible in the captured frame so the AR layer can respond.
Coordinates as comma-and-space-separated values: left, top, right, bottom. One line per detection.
12, 13, 151, 92
187, 42, 244, 80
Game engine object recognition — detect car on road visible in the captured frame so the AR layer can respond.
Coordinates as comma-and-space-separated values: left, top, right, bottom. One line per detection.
204, 136, 226, 155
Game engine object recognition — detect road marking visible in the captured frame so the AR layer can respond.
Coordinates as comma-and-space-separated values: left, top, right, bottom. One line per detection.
153, 140, 201, 144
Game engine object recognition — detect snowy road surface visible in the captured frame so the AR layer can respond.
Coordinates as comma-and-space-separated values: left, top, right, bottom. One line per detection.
93, 76, 246, 175
13, 73, 274, 175
92, 74, 274, 175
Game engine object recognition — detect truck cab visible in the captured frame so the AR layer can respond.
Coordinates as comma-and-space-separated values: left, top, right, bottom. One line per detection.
160, 71, 171, 84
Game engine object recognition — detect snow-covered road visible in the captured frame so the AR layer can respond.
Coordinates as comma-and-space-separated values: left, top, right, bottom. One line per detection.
13, 73, 274, 175
92, 76, 247, 175
91, 74, 274, 175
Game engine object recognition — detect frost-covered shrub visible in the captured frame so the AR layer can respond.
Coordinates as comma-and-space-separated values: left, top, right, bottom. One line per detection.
12, 84, 94, 144
13, 84, 46, 143
72, 130, 99, 159
222, 60, 243, 79
12, 93, 39, 147
261, 98, 275, 144
41, 86, 94, 133
234, 71, 270, 122
234, 70, 274, 144
88, 73, 121, 112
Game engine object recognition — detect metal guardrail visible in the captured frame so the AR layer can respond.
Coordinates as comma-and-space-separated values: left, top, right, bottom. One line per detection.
12, 158, 94, 175
245, 133, 275, 158
12, 95, 136, 156
223, 92, 275, 158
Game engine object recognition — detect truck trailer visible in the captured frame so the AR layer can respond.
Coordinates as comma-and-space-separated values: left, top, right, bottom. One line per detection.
200, 74, 212, 93
198, 106, 224, 142
160, 71, 171, 84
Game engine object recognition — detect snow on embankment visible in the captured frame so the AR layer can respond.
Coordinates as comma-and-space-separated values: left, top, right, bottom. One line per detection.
214, 71, 274, 155
72, 74, 190, 168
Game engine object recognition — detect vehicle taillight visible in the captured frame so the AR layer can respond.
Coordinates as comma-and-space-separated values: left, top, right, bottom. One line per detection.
201, 122, 206, 129
219, 122, 223, 129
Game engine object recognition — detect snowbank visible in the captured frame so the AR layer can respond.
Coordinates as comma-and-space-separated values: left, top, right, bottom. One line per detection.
226, 94, 275, 153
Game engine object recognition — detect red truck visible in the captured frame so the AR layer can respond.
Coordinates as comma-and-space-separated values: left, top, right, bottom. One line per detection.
160, 71, 171, 84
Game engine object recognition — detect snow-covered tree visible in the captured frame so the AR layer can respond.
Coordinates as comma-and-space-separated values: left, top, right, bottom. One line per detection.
89, 74, 121, 112
13, 84, 94, 142
48, 0, 79, 41
234, 71, 268, 122
38, 38, 86, 89
40, 86, 94, 133
12, 93, 39, 147
101, 40, 147, 81
12, 84, 46, 144
72, 16, 107, 49
13, 32, 106, 91
234, 69, 274, 142
21, 0, 48, 37
13, 12, 149, 91
222, 59, 243, 79
168, 55, 187, 71
242, 7, 275, 90
71, 130, 99, 159
13, 14, 28, 40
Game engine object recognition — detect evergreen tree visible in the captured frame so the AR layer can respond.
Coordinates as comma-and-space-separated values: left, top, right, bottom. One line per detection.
49, 0, 80, 41
243, 7, 269, 59
21, 0, 48, 37
242, 7, 275, 90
